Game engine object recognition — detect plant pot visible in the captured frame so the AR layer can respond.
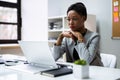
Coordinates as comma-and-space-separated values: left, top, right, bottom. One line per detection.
73, 64, 89, 79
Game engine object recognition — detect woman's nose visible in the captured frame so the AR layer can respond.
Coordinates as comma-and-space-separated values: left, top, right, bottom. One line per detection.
69, 19, 74, 25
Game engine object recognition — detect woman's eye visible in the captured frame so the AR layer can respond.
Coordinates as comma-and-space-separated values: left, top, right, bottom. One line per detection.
66, 18, 79, 21
67, 18, 70, 21
72, 18, 78, 21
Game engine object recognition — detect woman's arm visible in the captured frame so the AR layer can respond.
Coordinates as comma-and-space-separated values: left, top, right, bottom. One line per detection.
75, 33, 100, 64
52, 37, 66, 61
53, 31, 75, 61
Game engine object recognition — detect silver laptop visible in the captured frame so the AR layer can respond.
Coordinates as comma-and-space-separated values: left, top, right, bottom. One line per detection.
6, 41, 58, 74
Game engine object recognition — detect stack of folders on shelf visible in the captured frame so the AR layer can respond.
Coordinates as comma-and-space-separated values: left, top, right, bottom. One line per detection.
41, 66, 73, 77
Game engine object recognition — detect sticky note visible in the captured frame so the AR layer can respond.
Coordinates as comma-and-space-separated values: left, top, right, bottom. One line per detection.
114, 17, 119, 22
114, 12, 118, 17
114, 6, 118, 12
114, 1, 118, 6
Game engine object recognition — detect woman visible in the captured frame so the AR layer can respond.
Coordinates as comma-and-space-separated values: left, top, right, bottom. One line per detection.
52, 2, 103, 66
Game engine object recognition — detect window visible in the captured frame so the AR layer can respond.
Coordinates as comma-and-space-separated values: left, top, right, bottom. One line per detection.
0, 0, 21, 44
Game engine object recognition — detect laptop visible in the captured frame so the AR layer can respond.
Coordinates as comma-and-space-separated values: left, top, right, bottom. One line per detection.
6, 41, 58, 74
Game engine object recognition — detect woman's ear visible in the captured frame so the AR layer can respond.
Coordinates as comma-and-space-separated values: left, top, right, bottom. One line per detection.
81, 16, 86, 23
82, 16, 87, 21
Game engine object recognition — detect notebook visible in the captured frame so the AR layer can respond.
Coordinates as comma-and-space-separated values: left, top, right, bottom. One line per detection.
6, 41, 58, 74
41, 66, 73, 77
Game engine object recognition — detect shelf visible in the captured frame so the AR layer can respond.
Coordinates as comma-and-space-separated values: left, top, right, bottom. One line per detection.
48, 15, 66, 19
0, 44, 20, 48
48, 29, 63, 32
48, 40, 57, 43
63, 29, 70, 31
48, 15, 66, 47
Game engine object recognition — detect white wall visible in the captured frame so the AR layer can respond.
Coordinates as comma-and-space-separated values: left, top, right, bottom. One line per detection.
48, 0, 120, 68
22, 0, 48, 41
0, 0, 48, 55
48, 0, 61, 16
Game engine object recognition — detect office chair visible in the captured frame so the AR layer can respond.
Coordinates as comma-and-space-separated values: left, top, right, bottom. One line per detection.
100, 53, 117, 68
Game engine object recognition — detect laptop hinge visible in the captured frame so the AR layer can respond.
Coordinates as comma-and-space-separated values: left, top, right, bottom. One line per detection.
29, 62, 58, 69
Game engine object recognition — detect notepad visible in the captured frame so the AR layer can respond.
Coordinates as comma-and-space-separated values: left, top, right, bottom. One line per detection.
41, 67, 73, 77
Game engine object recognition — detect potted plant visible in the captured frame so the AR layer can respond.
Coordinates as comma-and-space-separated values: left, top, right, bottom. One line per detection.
73, 59, 89, 79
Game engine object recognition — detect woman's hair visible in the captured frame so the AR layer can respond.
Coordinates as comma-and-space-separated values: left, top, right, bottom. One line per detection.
67, 2, 87, 20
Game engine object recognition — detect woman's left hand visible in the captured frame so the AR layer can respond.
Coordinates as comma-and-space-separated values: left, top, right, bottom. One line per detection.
70, 31, 84, 42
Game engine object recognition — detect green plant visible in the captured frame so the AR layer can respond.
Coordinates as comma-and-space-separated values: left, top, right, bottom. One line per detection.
74, 59, 87, 65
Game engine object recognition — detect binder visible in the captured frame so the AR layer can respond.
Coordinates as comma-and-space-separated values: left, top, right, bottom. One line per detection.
41, 67, 73, 77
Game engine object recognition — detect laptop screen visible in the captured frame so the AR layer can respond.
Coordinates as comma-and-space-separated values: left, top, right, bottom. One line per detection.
18, 41, 58, 68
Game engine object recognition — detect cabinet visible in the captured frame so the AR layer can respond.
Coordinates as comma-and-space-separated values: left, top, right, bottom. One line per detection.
48, 14, 96, 47
48, 15, 68, 47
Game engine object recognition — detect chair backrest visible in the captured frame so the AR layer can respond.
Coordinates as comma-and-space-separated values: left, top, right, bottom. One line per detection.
100, 53, 117, 68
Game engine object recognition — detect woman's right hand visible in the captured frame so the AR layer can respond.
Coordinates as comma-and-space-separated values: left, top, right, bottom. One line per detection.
61, 31, 76, 41
55, 31, 73, 46
62, 31, 72, 38
55, 31, 77, 46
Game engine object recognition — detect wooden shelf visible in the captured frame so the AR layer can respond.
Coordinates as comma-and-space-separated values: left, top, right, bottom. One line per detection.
0, 44, 20, 48
48, 29, 63, 32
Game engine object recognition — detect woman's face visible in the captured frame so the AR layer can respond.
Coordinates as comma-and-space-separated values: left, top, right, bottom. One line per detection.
67, 10, 85, 31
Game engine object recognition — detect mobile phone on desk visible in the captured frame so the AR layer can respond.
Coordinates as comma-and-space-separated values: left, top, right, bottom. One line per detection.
56, 61, 73, 69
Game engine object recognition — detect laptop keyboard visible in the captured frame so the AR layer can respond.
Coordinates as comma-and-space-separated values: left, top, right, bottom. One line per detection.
7, 64, 54, 74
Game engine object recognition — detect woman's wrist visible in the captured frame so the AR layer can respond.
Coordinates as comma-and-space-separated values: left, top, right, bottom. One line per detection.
78, 37, 84, 43
77, 34, 84, 43
78, 39, 84, 43
59, 33, 64, 40
55, 34, 64, 46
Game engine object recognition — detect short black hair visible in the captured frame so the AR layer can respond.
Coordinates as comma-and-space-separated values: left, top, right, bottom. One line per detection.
67, 2, 87, 20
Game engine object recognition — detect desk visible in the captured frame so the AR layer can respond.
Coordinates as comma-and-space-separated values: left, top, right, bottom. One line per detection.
0, 64, 120, 80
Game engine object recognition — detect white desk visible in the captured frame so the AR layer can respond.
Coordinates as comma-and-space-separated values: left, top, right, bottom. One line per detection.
0, 64, 120, 80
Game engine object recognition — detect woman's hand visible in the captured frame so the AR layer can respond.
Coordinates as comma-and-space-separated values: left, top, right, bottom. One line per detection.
62, 31, 76, 41
70, 31, 84, 42
55, 31, 73, 46
62, 31, 72, 38
61, 31, 84, 42
55, 31, 84, 46
55, 31, 75, 46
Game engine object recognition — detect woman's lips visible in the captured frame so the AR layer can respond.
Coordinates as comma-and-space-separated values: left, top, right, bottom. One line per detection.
70, 26, 75, 29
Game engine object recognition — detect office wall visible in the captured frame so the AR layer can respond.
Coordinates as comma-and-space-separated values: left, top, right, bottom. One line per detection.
48, 0, 120, 68
22, 0, 48, 41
